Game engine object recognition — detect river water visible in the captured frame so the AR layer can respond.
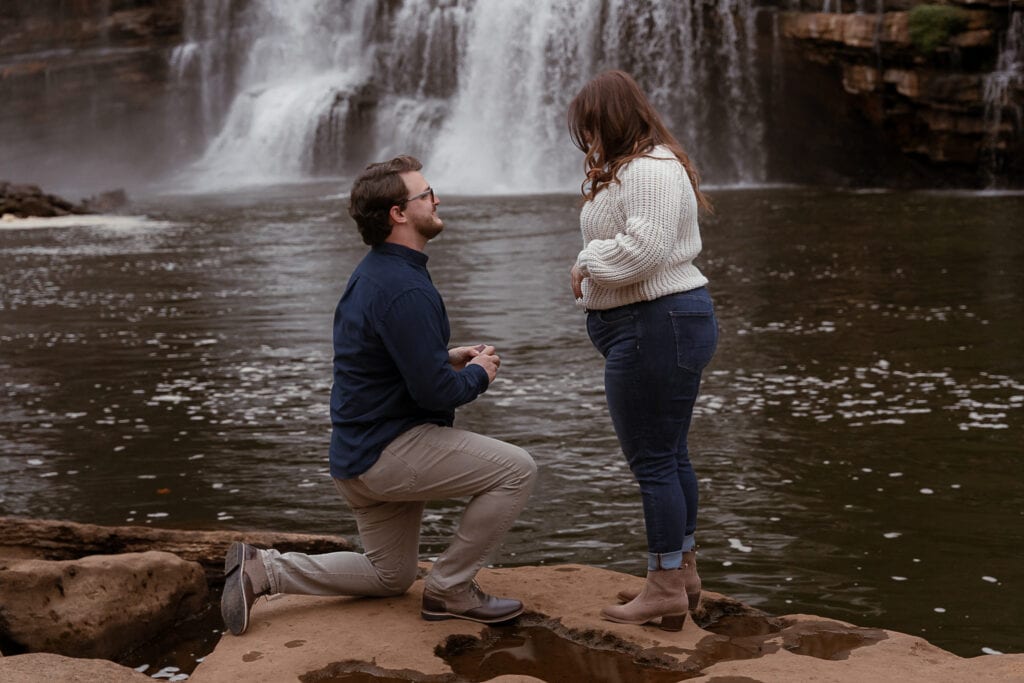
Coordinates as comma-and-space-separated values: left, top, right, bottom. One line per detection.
1, 185, 1021, 659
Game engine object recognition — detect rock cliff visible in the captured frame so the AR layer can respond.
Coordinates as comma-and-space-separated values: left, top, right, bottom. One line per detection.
0, 0, 186, 189
773, 0, 1024, 186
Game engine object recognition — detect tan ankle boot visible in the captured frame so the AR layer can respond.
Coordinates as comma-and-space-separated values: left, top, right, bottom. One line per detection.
616, 550, 701, 611
601, 568, 688, 631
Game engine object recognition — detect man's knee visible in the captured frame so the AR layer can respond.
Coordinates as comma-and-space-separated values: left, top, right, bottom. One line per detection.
507, 445, 538, 488
374, 562, 419, 596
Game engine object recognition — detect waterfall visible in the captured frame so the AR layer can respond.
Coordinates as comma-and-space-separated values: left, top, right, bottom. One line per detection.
170, 0, 378, 187
983, 12, 1024, 181
170, 0, 768, 192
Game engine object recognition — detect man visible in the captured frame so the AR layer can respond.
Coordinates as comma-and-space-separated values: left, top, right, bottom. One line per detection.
221, 155, 537, 635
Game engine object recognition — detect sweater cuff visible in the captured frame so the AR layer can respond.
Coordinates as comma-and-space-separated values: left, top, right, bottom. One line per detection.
575, 252, 592, 277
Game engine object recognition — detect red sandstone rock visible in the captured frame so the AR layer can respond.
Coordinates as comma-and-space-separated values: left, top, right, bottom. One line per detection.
189, 564, 1024, 682
0, 551, 207, 660
0, 653, 151, 682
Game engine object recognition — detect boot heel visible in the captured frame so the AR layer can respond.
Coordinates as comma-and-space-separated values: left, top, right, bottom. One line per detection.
659, 614, 686, 632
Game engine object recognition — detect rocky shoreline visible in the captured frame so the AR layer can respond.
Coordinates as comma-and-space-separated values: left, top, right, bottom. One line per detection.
1, 181, 127, 218
1, 516, 1021, 682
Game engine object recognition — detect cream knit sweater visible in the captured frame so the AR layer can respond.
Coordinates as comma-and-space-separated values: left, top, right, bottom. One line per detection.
575, 145, 708, 311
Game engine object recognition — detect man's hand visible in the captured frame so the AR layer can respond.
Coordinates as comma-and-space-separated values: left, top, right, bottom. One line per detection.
467, 345, 500, 383
448, 345, 482, 371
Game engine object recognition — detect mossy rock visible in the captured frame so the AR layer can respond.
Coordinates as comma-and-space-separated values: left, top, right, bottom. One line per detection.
908, 4, 970, 54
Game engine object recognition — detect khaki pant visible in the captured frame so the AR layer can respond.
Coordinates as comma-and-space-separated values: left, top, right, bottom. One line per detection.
262, 423, 536, 598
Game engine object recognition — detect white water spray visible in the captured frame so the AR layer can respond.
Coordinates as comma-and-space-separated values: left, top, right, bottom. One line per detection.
171, 0, 768, 192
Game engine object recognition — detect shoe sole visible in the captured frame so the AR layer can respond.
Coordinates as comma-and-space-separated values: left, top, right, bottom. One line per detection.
221, 541, 250, 636
601, 611, 687, 632
616, 590, 701, 611
421, 605, 524, 625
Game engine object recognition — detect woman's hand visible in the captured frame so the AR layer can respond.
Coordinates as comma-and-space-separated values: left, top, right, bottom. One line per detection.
570, 264, 586, 300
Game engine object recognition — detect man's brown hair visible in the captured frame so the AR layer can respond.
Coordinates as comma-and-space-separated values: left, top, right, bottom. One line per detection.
348, 155, 423, 246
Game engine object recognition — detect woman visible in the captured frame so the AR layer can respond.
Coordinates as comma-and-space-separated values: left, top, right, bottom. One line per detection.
568, 70, 718, 631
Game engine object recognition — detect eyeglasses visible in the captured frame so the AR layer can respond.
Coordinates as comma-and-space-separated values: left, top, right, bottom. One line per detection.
401, 187, 434, 206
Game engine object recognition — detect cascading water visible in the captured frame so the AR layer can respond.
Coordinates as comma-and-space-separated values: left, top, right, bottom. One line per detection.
170, 0, 768, 192
983, 11, 1024, 182
170, 0, 379, 187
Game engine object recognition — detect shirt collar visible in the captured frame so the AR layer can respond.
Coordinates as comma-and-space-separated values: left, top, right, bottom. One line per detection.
374, 242, 429, 266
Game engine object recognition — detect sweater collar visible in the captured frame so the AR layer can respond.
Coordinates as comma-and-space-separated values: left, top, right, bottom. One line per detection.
374, 242, 429, 267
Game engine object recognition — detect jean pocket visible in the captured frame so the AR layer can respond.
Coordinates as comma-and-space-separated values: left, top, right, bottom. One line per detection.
596, 307, 635, 325
587, 307, 637, 357
669, 309, 718, 372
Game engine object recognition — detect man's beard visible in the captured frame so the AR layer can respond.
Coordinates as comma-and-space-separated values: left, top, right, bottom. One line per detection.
414, 214, 444, 241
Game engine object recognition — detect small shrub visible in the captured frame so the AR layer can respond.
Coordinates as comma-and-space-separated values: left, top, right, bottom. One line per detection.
908, 4, 970, 54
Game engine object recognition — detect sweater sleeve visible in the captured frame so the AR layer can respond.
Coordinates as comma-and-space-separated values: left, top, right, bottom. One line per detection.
378, 288, 489, 411
576, 156, 690, 288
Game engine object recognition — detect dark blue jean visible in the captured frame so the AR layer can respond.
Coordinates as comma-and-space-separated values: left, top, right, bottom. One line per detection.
587, 288, 718, 569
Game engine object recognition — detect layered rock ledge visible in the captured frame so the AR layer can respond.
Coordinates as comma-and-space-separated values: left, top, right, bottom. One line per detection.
772, 2, 1024, 185
1, 518, 1021, 681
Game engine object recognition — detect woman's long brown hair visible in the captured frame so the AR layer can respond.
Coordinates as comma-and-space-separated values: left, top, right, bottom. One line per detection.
568, 70, 712, 213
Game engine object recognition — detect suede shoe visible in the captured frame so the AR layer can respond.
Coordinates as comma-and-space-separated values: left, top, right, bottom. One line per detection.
221, 541, 269, 635
421, 581, 524, 624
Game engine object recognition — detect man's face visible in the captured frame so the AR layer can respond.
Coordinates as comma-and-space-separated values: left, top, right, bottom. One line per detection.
400, 171, 443, 241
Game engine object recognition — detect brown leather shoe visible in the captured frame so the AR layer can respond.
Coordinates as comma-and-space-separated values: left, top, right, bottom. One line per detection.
421, 581, 524, 624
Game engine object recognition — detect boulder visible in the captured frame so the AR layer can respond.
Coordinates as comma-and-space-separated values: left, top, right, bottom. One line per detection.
0, 653, 151, 682
0, 181, 89, 218
0, 551, 207, 660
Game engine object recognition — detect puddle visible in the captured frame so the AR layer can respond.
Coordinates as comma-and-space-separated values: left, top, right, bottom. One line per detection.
301, 603, 887, 682
778, 620, 887, 660
694, 596, 785, 638
689, 598, 885, 667
303, 624, 692, 682
439, 626, 691, 682
118, 595, 223, 678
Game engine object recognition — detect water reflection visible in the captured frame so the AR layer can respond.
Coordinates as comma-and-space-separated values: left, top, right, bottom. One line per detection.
0, 186, 1021, 658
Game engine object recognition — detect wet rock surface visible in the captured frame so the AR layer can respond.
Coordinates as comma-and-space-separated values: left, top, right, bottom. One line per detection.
0, 519, 1019, 681
190, 564, 1024, 682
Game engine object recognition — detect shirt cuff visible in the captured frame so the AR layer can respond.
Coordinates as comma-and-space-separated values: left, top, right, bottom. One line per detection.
465, 363, 490, 393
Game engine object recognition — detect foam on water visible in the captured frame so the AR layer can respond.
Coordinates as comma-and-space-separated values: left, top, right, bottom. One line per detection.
0, 214, 174, 231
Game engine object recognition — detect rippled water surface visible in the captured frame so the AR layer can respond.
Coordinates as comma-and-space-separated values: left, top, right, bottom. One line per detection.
1, 185, 1021, 658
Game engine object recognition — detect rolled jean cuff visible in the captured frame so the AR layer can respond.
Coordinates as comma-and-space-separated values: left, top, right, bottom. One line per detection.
648, 550, 683, 571
682, 534, 696, 553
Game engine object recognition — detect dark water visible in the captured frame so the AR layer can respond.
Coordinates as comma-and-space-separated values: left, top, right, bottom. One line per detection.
1, 185, 1022, 661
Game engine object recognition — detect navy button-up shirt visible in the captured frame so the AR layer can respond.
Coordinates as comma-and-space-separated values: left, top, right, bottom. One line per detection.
329, 242, 489, 478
